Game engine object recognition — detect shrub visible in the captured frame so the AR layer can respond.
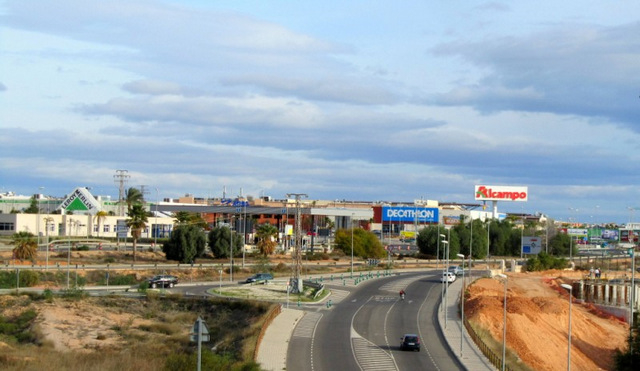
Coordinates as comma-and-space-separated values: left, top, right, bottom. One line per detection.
525, 252, 567, 271
272, 262, 290, 273
76, 245, 90, 251
0, 270, 40, 288
108, 274, 138, 286
42, 289, 54, 302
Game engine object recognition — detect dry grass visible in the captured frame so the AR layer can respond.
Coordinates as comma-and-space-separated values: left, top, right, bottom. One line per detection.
0, 293, 275, 370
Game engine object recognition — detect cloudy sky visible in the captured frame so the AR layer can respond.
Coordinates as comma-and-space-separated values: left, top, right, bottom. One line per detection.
1, 0, 639, 224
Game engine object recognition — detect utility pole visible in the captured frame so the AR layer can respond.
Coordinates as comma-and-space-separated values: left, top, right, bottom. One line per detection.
113, 170, 130, 216
287, 193, 308, 293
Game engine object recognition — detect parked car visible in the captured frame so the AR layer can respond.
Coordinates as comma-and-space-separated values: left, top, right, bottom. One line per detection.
147, 275, 178, 288
246, 273, 274, 283
400, 334, 421, 351
441, 271, 456, 283
448, 265, 463, 276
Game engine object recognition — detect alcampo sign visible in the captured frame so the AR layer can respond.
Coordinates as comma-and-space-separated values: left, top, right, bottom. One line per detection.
475, 185, 528, 202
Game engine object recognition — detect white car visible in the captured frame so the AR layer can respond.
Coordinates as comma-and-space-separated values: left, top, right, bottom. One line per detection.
440, 272, 456, 283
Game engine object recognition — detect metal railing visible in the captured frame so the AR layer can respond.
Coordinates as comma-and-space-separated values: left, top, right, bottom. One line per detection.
463, 315, 514, 371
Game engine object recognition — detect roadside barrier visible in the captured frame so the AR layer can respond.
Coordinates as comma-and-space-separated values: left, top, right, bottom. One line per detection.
463, 316, 514, 371
253, 304, 282, 361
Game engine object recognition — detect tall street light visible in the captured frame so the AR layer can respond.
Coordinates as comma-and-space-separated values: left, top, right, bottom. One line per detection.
568, 207, 579, 263
560, 283, 573, 371
629, 247, 635, 341
438, 233, 445, 270
439, 234, 446, 312
37, 187, 44, 257
457, 253, 465, 357
154, 188, 159, 250
229, 215, 234, 282
495, 274, 508, 371
442, 239, 450, 328
351, 213, 355, 278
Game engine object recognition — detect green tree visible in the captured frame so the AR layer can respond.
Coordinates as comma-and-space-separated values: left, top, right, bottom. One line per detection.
417, 225, 448, 258
256, 223, 278, 256
11, 231, 38, 261
125, 187, 144, 212
487, 219, 514, 256
334, 228, 386, 259
549, 232, 576, 256
24, 195, 39, 214
614, 322, 640, 370
94, 210, 108, 237
208, 226, 242, 258
162, 224, 207, 263
126, 204, 148, 262
453, 218, 488, 259
173, 211, 208, 229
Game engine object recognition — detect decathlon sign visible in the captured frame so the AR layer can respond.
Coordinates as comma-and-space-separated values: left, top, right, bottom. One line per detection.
382, 206, 438, 223
475, 185, 528, 202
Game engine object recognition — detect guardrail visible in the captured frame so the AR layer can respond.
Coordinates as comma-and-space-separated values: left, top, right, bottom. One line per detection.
463, 316, 514, 371
253, 304, 282, 361
303, 279, 325, 299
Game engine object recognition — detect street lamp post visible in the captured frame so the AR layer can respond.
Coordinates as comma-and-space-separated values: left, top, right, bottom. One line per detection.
630, 248, 635, 340
560, 283, 573, 371
436, 230, 440, 268
351, 213, 355, 278
457, 253, 465, 357
442, 239, 450, 328
37, 187, 43, 255
440, 234, 446, 311
154, 188, 159, 250
520, 209, 524, 259
496, 273, 508, 371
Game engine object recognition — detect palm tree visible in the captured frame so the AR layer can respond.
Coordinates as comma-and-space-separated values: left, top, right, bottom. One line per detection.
94, 210, 108, 237
125, 187, 144, 213
11, 231, 38, 262
126, 204, 148, 262
256, 223, 279, 256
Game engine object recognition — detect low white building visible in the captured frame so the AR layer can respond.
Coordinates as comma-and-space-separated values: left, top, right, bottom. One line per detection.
0, 187, 175, 241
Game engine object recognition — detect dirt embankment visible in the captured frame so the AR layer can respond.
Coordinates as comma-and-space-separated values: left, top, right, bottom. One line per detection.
465, 272, 628, 371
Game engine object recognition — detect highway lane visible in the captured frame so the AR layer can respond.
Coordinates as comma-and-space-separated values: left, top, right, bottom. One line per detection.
289, 270, 464, 371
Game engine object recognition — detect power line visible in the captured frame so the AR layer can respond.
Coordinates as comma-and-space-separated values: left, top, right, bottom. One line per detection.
113, 170, 130, 216
286, 193, 308, 294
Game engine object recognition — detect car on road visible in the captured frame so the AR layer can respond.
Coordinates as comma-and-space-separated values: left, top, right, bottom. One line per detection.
448, 265, 463, 276
246, 273, 274, 283
147, 275, 178, 288
400, 334, 421, 351
440, 271, 456, 283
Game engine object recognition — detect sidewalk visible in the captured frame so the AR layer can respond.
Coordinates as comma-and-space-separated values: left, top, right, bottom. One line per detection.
256, 307, 304, 371
438, 278, 495, 370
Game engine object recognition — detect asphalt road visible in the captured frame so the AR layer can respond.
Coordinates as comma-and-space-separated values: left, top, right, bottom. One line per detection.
287, 271, 464, 371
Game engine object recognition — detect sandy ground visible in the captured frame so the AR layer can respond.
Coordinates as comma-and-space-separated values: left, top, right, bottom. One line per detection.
35, 301, 145, 352
465, 271, 629, 371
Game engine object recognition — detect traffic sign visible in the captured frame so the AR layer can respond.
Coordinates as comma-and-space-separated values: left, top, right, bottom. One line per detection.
190, 317, 210, 342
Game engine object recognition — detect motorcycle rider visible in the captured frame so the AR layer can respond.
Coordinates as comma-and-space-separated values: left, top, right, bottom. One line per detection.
399, 289, 406, 300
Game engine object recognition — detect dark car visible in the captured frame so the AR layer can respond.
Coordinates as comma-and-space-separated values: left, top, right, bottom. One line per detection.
400, 334, 421, 351
246, 273, 274, 283
147, 275, 178, 288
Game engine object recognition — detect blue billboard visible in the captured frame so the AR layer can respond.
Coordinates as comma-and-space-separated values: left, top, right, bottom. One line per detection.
382, 206, 438, 223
